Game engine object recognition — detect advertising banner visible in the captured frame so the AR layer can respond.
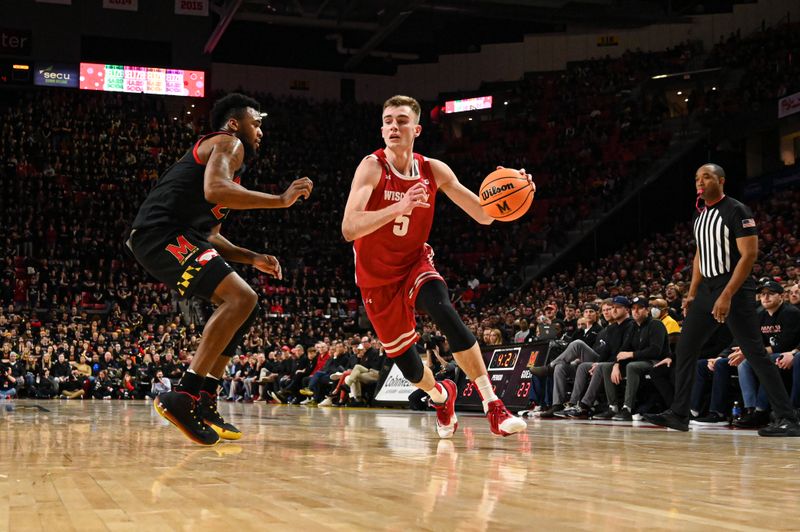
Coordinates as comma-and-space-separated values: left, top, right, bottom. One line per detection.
778, 91, 800, 119
34, 62, 78, 88
80, 62, 205, 97
0, 28, 32, 56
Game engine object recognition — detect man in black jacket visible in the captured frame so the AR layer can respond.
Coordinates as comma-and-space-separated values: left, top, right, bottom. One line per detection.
532, 303, 604, 413
594, 296, 670, 421
548, 297, 635, 418
52, 353, 72, 393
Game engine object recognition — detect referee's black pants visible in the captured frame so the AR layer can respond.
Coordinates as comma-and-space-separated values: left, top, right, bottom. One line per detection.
672, 276, 795, 420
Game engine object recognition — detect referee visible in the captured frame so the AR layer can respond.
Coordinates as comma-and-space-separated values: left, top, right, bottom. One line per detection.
645, 164, 800, 436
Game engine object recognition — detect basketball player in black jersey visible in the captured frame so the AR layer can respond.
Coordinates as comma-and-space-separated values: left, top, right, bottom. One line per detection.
128, 93, 313, 445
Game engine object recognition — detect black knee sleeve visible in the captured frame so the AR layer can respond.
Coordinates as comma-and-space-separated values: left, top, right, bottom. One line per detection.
416, 281, 476, 352
393, 344, 425, 384
222, 301, 260, 357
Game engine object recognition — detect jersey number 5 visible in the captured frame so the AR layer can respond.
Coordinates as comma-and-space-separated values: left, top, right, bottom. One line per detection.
393, 215, 409, 237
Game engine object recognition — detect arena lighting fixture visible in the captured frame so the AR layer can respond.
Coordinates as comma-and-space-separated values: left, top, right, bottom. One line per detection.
684, 98, 689, 102
504, 101, 508, 105
712, 87, 717, 91
260, 112, 268, 117
650, 67, 721, 81
677, 91, 682, 95
12, 64, 29, 70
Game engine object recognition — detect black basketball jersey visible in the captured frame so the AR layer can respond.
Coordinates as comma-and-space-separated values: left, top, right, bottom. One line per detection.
692, 195, 757, 279
131, 131, 246, 233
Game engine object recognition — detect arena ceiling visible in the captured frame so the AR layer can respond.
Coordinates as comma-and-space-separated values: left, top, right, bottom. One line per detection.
209, 0, 732, 74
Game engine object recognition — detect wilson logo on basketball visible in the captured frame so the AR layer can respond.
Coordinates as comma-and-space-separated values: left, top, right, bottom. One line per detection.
481, 183, 515, 201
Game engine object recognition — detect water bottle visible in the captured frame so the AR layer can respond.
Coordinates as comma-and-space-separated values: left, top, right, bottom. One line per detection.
731, 401, 742, 423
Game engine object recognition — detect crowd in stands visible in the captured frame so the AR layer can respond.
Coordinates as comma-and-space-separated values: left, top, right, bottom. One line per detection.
1, 24, 799, 426
694, 22, 800, 119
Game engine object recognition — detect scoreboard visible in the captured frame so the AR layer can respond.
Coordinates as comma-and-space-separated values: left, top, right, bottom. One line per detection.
455, 341, 550, 412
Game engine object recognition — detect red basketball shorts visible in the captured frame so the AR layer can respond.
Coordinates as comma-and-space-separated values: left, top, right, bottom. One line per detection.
360, 251, 444, 358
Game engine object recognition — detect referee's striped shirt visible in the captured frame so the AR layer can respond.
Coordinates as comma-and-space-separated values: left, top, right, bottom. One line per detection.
693, 195, 757, 278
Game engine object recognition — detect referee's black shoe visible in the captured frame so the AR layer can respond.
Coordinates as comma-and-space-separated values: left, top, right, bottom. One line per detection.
757, 417, 800, 437
644, 409, 690, 431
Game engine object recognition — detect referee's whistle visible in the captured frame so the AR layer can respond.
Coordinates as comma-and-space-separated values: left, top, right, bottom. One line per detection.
695, 189, 705, 213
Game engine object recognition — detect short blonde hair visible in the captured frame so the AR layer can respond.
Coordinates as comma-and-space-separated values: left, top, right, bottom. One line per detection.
383, 95, 421, 123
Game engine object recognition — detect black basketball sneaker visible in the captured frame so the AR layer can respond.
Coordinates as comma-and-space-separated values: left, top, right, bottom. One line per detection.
154, 391, 220, 446
199, 390, 242, 440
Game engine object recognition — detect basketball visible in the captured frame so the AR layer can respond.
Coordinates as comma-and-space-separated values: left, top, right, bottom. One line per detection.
479, 168, 534, 222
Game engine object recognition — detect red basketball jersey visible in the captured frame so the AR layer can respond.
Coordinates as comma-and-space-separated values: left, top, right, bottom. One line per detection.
353, 149, 438, 288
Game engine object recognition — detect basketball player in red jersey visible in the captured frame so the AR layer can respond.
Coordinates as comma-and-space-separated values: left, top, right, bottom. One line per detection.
342, 95, 531, 437
129, 93, 312, 445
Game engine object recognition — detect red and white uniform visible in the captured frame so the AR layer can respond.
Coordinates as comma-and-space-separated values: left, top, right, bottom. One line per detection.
354, 149, 444, 358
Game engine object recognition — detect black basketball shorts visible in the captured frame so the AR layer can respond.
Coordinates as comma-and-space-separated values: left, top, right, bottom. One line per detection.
127, 226, 234, 301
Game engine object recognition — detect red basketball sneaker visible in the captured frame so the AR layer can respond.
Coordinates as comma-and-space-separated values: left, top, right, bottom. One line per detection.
486, 399, 527, 436
432, 379, 458, 439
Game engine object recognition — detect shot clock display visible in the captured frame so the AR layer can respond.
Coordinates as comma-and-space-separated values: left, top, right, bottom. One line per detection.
455, 342, 551, 412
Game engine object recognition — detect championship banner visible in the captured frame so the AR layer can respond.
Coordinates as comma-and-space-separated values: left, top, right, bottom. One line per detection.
103, 0, 138, 11
778, 91, 800, 119
374, 363, 417, 403
175, 0, 209, 16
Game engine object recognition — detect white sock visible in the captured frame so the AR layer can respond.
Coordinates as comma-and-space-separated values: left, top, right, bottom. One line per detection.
426, 382, 447, 404
475, 375, 498, 411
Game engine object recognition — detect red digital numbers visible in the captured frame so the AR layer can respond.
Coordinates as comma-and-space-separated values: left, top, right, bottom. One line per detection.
461, 381, 496, 397
516, 382, 530, 398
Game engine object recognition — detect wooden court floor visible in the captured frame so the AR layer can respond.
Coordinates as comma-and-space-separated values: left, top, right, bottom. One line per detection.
1, 400, 799, 531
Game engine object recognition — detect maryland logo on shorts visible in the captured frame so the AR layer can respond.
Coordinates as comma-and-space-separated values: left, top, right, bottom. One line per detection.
175, 249, 220, 296
177, 265, 202, 296
165, 235, 198, 265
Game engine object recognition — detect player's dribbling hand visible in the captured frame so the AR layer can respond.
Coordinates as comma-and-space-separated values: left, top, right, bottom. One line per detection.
253, 254, 282, 279
397, 182, 430, 215
496, 166, 536, 194
281, 177, 314, 207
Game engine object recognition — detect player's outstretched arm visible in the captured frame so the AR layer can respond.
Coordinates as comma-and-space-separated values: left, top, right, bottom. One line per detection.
203, 136, 312, 210
434, 160, 535, 225
341, 156, 429, 242
431, 159, 493, 225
